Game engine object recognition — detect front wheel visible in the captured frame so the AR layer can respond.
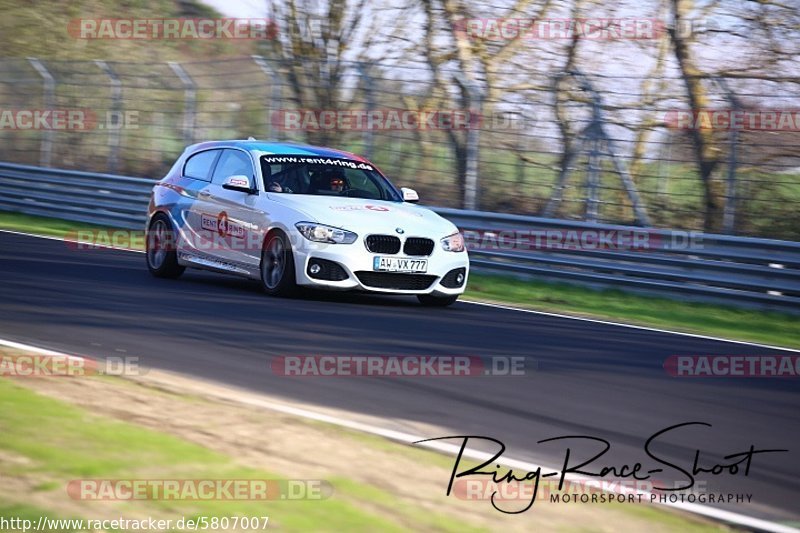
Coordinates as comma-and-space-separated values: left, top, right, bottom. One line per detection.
146, 215, 185, 279
417, 294, 458, 307
260, 231, 296, 296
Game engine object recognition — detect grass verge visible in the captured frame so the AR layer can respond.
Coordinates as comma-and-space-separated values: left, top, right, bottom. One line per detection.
0, 366, 726, 532
0, 379, 471, 532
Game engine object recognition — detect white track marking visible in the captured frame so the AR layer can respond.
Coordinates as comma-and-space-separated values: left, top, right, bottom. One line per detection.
0, 335, 797, 532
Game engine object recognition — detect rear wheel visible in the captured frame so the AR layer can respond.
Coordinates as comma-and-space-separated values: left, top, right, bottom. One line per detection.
417, 294, 458, 307
260, 231, 296, 296
146, 215, 184, 278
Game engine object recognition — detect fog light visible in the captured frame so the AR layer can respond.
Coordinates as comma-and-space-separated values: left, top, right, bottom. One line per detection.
441, 267, 466, 288
309, 263, 321, 275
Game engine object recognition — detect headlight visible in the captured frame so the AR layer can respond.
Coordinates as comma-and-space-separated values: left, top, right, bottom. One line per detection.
296, 222, 357, 244
441, 232, 465, 252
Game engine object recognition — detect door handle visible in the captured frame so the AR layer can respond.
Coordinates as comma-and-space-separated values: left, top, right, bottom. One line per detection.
198, 191, 211, 198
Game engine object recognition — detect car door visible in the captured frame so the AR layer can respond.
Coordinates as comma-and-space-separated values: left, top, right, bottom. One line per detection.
179, 148, 221, 259
204, 148, 262, 271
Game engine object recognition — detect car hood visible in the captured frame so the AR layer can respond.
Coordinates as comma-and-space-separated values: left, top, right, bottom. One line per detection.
266, 194, 458, 237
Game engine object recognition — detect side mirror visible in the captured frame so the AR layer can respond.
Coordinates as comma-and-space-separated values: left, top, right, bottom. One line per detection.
222, 175, 256, 194
401, 187, 419, 203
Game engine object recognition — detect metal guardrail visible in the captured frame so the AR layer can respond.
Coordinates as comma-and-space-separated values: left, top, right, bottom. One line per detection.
0, 162, 152, 229
1, 161, 799, 310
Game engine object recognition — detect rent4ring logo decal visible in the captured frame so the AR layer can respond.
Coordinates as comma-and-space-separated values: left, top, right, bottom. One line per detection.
261, 155, 374, 171
201, 211, 246, 238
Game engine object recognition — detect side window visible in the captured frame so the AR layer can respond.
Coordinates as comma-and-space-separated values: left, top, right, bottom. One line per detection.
211, 149, 254, 185
183, 150, 220, 181
261, 161, 284, 182
345, 168, 380, 199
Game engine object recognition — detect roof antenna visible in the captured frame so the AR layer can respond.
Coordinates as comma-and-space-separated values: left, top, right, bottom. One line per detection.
247, 136, 256, 141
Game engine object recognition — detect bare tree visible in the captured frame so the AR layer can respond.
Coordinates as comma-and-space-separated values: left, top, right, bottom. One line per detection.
262, 0, 412, 145
666, 0, 799, 231
417, 0, 558, 207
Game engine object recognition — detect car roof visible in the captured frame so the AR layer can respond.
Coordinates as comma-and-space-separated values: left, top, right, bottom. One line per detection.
185, 140, 370, 162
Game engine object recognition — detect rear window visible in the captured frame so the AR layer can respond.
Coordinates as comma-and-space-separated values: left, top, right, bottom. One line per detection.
183, 150, 220, 181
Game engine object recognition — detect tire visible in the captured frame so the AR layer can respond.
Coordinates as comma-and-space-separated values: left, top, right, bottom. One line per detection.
146, 214, 185, 279
417, 294, 458, 307
260, 231, 296, 296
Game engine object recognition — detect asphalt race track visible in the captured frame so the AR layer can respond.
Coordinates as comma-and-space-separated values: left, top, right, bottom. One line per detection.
1, 231, 798, 526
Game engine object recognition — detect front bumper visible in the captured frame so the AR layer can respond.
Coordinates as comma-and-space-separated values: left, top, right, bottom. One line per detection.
292, 238, 469, 295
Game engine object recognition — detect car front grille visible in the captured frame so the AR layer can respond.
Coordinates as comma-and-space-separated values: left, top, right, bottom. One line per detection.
355, 272, 437, 291
365, 235, 401, 254
403, 237, 435, 256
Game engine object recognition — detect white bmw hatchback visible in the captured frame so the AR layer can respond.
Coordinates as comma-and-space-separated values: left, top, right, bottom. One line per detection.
146, 140, 469, 306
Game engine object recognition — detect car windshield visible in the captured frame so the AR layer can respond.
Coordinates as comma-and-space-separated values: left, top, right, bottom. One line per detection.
260, 155, 402, 201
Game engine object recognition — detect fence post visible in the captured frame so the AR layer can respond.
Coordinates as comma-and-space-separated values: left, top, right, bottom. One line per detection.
561, 70, 651, 226
95, 60, 122, 173
357, 63, 375, 160
723, 118, 739, 234
718, 78, 739, 234
252, 55, 282, 140
27, 58, 55, 167
168, 62, 196, 146
455, 73, 483, 211
585, 136, 601, 222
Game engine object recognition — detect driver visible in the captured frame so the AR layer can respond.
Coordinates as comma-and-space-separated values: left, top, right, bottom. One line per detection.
330, 175, 345, 193
311, 168, 347, 193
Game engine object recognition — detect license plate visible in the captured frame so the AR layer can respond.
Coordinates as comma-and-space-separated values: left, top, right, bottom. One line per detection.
373, 256, 428, 273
